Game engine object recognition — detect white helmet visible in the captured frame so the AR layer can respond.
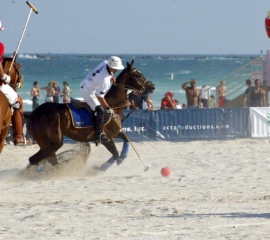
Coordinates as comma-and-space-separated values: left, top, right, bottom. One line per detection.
107, 56, 124, 70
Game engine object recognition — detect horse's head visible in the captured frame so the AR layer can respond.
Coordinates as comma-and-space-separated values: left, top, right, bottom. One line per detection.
115, 59, 155, 95
2, 54, 23, 91
105, 59, 155, 110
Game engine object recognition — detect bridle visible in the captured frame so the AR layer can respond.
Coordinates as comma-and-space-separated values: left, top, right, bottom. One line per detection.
109, 68, 150, 110
113, 68, 149, 94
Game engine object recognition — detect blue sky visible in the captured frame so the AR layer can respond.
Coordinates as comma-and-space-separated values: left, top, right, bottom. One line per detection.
1, 0, 270, 54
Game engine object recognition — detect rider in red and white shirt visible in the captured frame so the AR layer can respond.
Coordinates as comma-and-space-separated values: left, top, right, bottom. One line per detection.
80, 56, 124, 143
0, 21, 31, 145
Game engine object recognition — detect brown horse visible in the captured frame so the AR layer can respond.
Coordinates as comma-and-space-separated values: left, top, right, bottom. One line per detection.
26, 59, 155, 171
0, 55, 23, 153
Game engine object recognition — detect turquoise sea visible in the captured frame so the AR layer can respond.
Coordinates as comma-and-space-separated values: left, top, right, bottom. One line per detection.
12, 53, 260, 112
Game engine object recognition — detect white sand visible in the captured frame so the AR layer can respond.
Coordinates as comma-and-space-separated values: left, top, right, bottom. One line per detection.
1, 139, 270, 239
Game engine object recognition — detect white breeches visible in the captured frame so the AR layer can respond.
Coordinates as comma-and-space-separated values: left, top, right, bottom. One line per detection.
0, 84, 19, 107
80, 86, 100, 111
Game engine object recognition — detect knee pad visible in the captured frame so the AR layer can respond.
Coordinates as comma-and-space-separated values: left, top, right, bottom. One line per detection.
12, 96, 23, 114
11, 102, 20, 109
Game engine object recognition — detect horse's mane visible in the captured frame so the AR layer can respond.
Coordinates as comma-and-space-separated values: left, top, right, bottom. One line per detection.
2, 55, 23, 90
105, 60, 134, 110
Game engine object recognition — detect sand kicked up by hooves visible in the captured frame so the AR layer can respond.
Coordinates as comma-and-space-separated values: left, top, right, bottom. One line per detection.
1, 139, 270, 239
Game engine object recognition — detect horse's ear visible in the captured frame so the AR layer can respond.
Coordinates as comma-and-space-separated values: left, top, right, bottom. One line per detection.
126, 59, 134, 70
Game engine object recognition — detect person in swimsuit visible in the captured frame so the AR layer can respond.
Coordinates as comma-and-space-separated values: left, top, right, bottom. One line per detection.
216, 80, 226, 107
250, 79, 265, 107
41, 81, 55, 102
31, 81, 40, 110
61, 81, 71, 103
181, 79, 200, 108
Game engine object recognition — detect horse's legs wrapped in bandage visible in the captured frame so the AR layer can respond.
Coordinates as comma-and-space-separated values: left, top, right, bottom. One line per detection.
120, 141, 130, 159
11, 96, 31, 146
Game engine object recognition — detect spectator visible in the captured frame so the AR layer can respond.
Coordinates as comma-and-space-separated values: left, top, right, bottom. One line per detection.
262, 80, 270, 106
175, 99, 182, 109
61, 81, 72, 103
250, 79, 266, 107
41, 81, 55, 102
160, 91, 176, 109
129, 90, 143, 110
181, 79, 200, 108
216, 80, 226, 107
31, 81, 40, 110
200, 85, 210, 108
243, 79, 254, 107
209, 95, 216, 108
142, 93, 154, 110
52, 81, 61, 103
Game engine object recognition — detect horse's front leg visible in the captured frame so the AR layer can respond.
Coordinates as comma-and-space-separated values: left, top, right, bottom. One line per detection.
98, 140, 120, 172
117, 131, 130, 161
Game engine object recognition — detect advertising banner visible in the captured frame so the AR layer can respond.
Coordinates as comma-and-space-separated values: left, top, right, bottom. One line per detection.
250, 107, 270, 137
121, 108, 250, 141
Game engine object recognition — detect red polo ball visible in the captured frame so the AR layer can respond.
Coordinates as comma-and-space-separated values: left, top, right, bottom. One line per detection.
161, 167, 171, 177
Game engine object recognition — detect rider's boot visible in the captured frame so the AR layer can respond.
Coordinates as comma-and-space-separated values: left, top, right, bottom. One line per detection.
94, 106, 110, 143
12, 109, 32, 146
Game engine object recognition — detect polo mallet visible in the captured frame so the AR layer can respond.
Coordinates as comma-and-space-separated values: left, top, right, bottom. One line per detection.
114, 118, 151, 172
8, 1, 38, 73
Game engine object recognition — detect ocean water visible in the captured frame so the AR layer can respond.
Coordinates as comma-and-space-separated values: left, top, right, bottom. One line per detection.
13, 53, 259, 112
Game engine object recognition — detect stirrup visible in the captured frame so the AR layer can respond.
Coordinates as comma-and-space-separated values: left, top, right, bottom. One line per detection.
95, 133, 110, 143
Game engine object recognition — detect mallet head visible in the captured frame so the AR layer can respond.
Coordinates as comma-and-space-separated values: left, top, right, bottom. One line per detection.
144, 165, 151, 172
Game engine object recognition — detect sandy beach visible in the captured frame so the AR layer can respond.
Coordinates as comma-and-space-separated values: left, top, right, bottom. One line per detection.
1, 139, 270, 239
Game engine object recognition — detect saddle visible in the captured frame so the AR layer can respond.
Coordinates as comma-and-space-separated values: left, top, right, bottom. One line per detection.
70, 98, 92, 113
66, 98, 111, 128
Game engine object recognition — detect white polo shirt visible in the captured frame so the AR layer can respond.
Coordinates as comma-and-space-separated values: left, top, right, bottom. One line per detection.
80, 60, 113, 97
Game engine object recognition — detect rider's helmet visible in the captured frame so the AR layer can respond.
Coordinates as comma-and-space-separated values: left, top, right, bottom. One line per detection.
107, 56, 124, 70
0, 21, 4, 31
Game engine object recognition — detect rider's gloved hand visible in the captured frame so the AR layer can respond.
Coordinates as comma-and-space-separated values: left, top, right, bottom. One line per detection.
106, 107, 114, 115
0, 74, 11, 83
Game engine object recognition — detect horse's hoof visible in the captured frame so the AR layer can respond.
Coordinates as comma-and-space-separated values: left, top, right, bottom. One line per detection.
26, 163, 34, 169
98, 158, 115, 172
116, 158, 124, 166
14, 138, 32, 146
36, 166, 44, 172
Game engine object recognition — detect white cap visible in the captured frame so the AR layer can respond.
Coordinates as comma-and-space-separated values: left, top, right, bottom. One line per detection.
0, 21, 4, 31
107, 56, 124, 70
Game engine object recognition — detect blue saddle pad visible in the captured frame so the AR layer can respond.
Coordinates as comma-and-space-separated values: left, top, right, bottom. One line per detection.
66, 103, 94, 127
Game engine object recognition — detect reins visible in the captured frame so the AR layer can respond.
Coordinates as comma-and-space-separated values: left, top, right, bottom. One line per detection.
108, 68, 149, 119
113, 69, 149, 94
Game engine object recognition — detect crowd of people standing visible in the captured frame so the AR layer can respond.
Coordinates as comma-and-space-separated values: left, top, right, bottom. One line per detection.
30, 77, 269, 112
31, 80, 72, 110
157, 77, 268, 110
